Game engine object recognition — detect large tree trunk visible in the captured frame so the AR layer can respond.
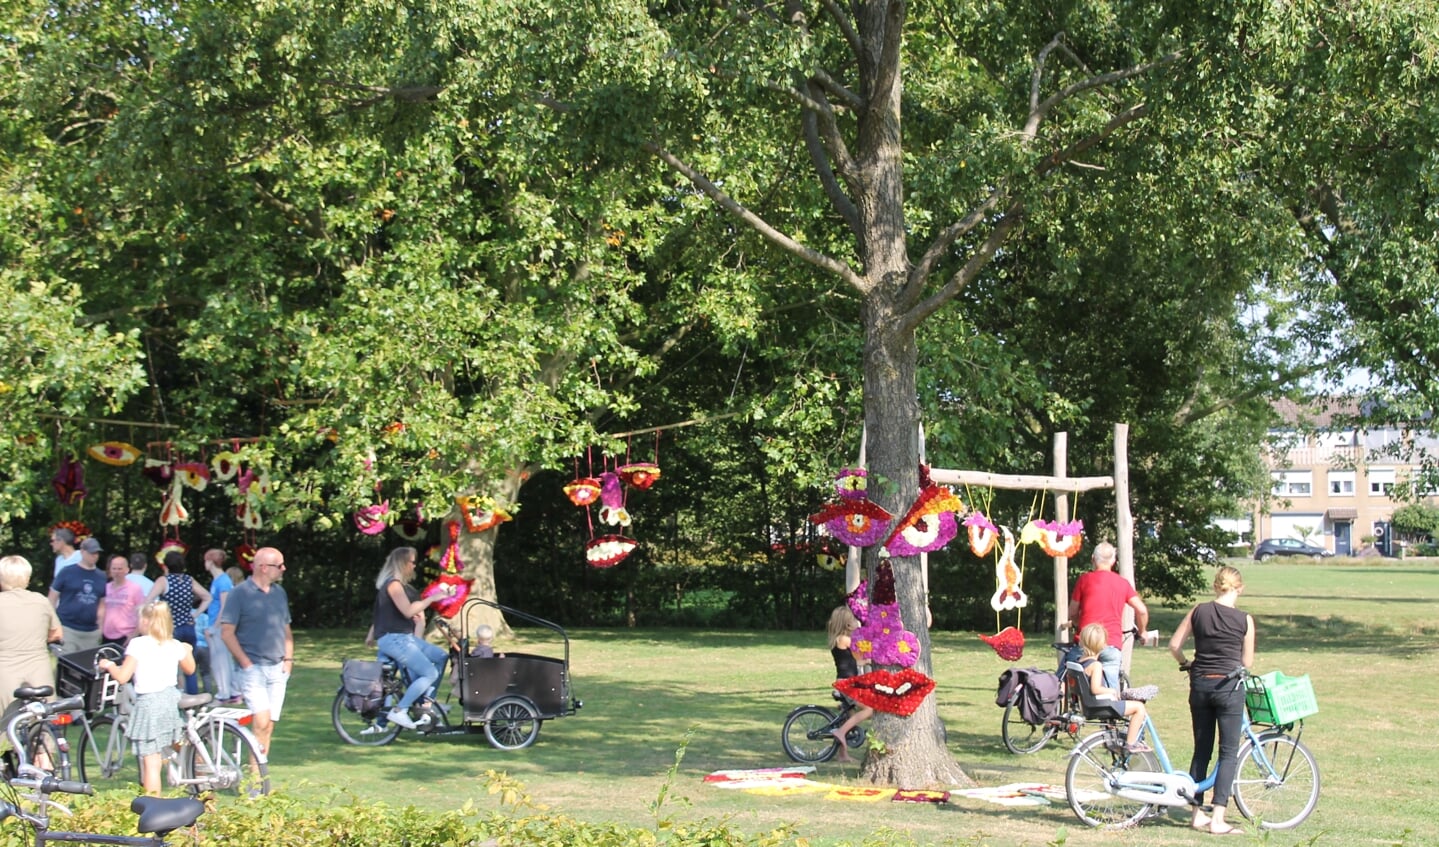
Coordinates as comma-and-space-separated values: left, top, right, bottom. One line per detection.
855, 307, 975, 788
447, 467, 529, 639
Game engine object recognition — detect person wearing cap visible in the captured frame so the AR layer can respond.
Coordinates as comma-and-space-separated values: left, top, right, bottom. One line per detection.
48, 536, 108, 653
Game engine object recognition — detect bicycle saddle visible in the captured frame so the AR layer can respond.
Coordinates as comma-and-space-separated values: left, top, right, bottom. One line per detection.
178, 692, 213, 710
12, 685, 54, 700
130, 796, 205, 834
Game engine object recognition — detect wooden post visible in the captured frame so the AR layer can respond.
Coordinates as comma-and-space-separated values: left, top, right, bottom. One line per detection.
1053, 433, 1071, 652
1114, 422, 1137, 672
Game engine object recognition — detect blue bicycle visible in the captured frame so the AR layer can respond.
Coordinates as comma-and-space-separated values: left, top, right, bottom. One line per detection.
1063, 667, 1320, 830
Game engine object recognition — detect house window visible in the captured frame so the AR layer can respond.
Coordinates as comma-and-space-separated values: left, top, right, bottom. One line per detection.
1272, 471, 1312, 497
1368, 467, 1396, 496
1328, 470, 1355, 496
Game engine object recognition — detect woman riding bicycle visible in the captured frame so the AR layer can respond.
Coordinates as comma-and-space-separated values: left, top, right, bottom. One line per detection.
365, 547, 447, 730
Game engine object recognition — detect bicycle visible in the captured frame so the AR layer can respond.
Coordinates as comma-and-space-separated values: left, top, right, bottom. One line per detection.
1063, 667, 1320, 830
331, 656, 452, 747
781, 693, 868, 763
2, 688, 87, 781
67, 646, 271, 797
1, 765, 205, 847
1000, 638, 1131, 755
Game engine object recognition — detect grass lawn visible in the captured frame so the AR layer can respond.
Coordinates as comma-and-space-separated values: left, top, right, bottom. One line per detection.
255, 559, 1438, 846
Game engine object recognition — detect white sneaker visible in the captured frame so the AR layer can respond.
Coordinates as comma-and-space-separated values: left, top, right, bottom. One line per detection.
387, 708, 417, 729
360, 724, 388, 736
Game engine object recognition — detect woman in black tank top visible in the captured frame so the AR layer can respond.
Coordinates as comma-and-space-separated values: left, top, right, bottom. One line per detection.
1168, 565, 1256, 835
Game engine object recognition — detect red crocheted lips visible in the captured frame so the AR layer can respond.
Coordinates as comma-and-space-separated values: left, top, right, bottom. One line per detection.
834, 668, 936, 717
585, 535, 636, 567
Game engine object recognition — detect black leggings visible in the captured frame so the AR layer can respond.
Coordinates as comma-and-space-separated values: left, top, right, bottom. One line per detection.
1187, 676, 1246, 807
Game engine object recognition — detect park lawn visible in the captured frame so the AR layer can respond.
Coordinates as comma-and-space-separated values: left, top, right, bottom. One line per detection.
257, 559, 1437, 847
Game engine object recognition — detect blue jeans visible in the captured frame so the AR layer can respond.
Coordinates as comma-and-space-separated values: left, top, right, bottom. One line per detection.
174, 623, 199, 694
376, 633, 447, 712
1061, 644, 1123, 690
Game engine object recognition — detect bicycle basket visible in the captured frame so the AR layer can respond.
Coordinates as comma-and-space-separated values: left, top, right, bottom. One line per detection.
340, 659, 385, 715
1245, 670, 1318, 724
55, 647, 120, 714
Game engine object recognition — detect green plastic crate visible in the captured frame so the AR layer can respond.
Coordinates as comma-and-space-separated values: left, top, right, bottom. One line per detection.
1245, 671, 1318, 724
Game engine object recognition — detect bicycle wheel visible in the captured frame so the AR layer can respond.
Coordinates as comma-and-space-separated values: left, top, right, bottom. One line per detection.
183, 719, 270, 797
331, 688, 400, 746
1001, 692, 1057, 754
1065, 729, 1160, 829
22, 723, 64, 778
781, 705, 840, 764
77, 714, 135, 786
1233, 732, 1320, 829
483, 696, 540, 750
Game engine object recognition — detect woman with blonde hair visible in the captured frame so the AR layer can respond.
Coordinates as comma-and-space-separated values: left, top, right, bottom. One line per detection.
825, 606, 872, 763
98, 601, 195, 795
1169, 565, 1256, 835
0, 556, 63, 713
365, 547, 447, 730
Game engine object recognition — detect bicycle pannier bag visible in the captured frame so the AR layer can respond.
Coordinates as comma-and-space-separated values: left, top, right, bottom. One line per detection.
1018, 669, 1062, 725
341, 659, 385, 715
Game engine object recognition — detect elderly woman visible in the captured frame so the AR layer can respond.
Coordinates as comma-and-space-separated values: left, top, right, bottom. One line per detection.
365, 546, 447, 730
0, 555, 64, 713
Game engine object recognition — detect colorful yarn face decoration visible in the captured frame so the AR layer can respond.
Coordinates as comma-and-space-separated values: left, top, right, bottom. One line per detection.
87, 442, 141, 467
174, 461, 211, 491
140, 458, 172, 488
965, 512, 1000, 557
884, 484, 964, 556
564, 478, 602, 506
597, 471, 631, 527
585, 534, 637, 567
850, 562, 919, 668
834, 468, 869, 500
990, 527, 1027, 611
1034, 518, 1084, 558
980, 626, 1026, 661
834, 668, 936, 717
617, 462, 661, 490
392, 515, 425, 542
52, 455, 87, 505
458, 497, 512, 533
810, 500, 893, 547
422, 574, 470, 618
354, 501, 390, 535
210, 451, 240, 481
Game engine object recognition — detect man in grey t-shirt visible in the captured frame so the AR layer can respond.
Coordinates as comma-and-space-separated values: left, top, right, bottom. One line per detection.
220, 547, 293, 756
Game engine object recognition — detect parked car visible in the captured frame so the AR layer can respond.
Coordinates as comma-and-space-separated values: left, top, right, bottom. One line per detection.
1253, 538, 1333, 561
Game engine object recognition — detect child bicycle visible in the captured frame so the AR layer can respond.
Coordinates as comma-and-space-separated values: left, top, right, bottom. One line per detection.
781, 693, 868, 763
1063, 666, 1320, 830
1, 766, 204, 847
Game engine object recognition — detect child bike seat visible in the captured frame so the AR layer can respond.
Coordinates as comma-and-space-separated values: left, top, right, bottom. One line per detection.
1064, 661, 1127, 720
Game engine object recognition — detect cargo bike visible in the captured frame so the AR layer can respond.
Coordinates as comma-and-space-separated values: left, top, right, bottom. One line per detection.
332, 598, 582, 749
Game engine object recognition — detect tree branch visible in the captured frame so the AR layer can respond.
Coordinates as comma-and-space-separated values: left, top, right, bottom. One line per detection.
1174, 362, 1330, 427
1021, 52, 1179, 141
641, 141, 865, 291
899, 200, 1024, 333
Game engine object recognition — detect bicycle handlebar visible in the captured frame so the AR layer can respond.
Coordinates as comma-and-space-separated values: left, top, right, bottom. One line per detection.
13, 766, 94, 796
24, 695, 86, 718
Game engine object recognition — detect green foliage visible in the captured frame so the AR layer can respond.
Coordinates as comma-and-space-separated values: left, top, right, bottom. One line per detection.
1390, 502, 1439, 540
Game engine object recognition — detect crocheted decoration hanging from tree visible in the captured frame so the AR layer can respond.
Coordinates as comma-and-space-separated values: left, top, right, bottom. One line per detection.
834, 668, 936, 717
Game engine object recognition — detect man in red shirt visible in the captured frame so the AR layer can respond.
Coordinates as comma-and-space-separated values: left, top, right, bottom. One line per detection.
1064, 542, 1148, 688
